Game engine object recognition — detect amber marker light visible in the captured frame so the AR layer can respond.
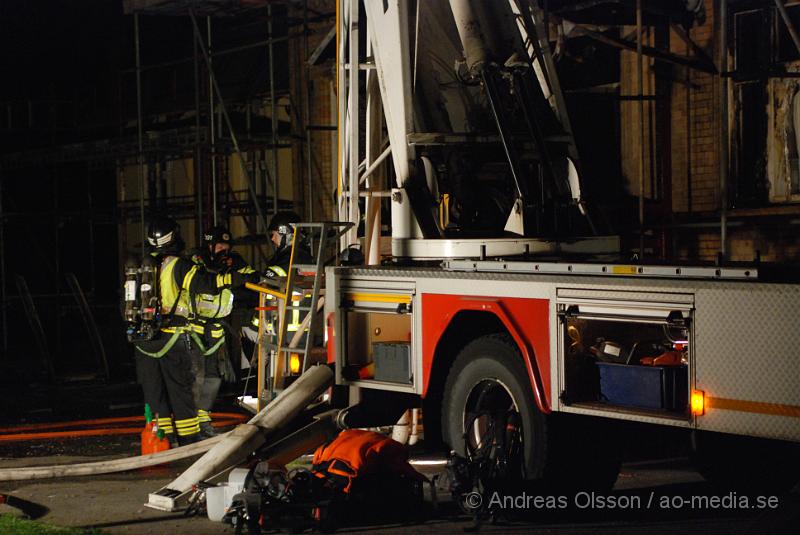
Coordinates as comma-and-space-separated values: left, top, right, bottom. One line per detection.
289, 354, 301, 375
691, 389, 705, 416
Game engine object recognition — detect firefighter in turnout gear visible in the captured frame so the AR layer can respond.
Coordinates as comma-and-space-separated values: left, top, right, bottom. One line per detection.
243, 212, 313, 387
267, 212, 313, 271
130, 216, 247, 446
190, 225, 258, 438
247, 212, 313, 340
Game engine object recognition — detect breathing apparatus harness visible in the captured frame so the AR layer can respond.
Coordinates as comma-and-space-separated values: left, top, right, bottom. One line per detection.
125, 254, 165, 342
124, 253, 191, 358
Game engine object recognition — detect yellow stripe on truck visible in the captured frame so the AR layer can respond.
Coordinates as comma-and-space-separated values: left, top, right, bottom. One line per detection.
346, 293, 412, 305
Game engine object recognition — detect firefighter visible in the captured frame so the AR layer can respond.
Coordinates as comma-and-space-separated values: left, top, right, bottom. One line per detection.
132, 216, 247, 446
247, 212, 313, 336
190, 225, 258, 438
266, 211, 313, 275
244, 212, 313, 382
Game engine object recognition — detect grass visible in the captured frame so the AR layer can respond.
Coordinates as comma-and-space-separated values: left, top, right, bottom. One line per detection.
0, 515, 103, 535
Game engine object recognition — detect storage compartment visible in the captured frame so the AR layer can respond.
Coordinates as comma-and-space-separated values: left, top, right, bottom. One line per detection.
342, 309, 412, 384
597, 362, 688, 411
560, 301, 691, 417
373, 342, 412, 384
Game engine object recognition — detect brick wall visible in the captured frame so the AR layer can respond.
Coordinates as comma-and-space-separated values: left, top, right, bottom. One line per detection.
288, 0, 337, 222
670, 5, 719, 214
620, 33, 657, 199
676, 226, 800, 263
667, 5, 800, 263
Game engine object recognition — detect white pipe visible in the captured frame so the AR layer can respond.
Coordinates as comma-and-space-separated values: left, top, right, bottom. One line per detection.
159, 365, 334, 496
391, 409, 411, 444
409, 407, 420, 446
347, 0, 360, 247
449, 0, 489, 75
359, 145, 392, 186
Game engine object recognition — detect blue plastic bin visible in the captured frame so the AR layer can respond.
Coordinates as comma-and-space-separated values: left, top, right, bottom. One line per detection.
597, 362, 688, 411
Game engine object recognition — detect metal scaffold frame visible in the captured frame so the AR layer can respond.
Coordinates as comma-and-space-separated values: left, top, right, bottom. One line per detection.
0, 1, 338, 379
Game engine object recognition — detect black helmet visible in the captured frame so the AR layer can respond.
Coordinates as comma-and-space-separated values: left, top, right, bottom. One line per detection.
267, 211, 301, 233
203, 225, 232, 247
147, 215, 183, 252
268, 211, 301, 251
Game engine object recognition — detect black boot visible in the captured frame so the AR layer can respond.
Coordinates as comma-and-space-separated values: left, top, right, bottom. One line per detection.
199, 421, 218, 439
178, 433, 202, 446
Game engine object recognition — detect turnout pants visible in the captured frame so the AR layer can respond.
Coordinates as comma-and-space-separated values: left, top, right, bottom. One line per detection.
191, 332, 224, 426
135, 333, 200, 439
193, 348, 222, 412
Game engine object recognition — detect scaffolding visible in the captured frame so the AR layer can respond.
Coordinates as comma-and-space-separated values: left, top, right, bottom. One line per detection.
0, 0, 338, 380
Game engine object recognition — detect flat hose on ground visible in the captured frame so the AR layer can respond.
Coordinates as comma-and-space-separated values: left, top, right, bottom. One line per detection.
0, 434, 227, 482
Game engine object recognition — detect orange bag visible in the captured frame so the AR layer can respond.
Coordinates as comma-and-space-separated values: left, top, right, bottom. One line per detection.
311, 429, 422, 493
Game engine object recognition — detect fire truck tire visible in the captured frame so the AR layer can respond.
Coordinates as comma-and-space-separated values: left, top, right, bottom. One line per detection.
441, 334, 620, 491
691, 431, 800, 493
441, 334, 548, 481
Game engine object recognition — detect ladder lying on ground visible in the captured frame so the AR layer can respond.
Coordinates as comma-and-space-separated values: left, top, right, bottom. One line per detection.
247, 221, 352, 410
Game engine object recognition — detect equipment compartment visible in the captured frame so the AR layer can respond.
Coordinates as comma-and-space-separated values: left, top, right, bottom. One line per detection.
559, 300, 691, 418
342, 309, 413, 385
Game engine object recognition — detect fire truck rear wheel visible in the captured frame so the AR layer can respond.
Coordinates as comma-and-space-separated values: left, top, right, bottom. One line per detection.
442, 334, 621, 491
441, 334, 548, 482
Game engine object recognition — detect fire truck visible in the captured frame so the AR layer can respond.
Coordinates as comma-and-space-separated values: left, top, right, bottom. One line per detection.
144, 2, 800, 513
323, 0, 800, 492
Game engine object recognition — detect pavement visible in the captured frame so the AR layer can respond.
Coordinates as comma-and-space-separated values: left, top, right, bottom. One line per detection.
0, 392, 797, 535
1, 441, 799, 534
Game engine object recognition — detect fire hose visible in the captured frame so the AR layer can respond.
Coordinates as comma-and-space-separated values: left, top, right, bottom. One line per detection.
0, 366, 335, 488
0, 413, 248, 443
0, 434, 226, 482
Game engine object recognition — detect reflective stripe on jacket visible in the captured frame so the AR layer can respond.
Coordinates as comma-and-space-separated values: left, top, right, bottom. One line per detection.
193, 288, 234, 319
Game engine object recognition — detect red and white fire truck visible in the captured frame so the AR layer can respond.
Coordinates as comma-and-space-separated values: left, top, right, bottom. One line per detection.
323, 0, 800, 492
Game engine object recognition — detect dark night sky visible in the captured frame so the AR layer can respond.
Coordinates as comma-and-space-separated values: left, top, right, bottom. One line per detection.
1, 0, 126, 150
1, 0, 123, 95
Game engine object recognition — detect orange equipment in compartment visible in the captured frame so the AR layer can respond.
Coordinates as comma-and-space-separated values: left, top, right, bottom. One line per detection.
640, 350, 684, 367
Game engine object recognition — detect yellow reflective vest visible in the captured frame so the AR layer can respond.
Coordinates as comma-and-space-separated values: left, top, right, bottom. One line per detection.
252, 265, 306, 334
159, 256, 195, 321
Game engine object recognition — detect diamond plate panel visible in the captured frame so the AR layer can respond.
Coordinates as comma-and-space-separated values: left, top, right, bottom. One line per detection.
694, 284, 800, 441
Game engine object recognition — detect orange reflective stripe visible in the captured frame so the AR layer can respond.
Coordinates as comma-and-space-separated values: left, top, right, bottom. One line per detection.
706, 397, 800, 418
